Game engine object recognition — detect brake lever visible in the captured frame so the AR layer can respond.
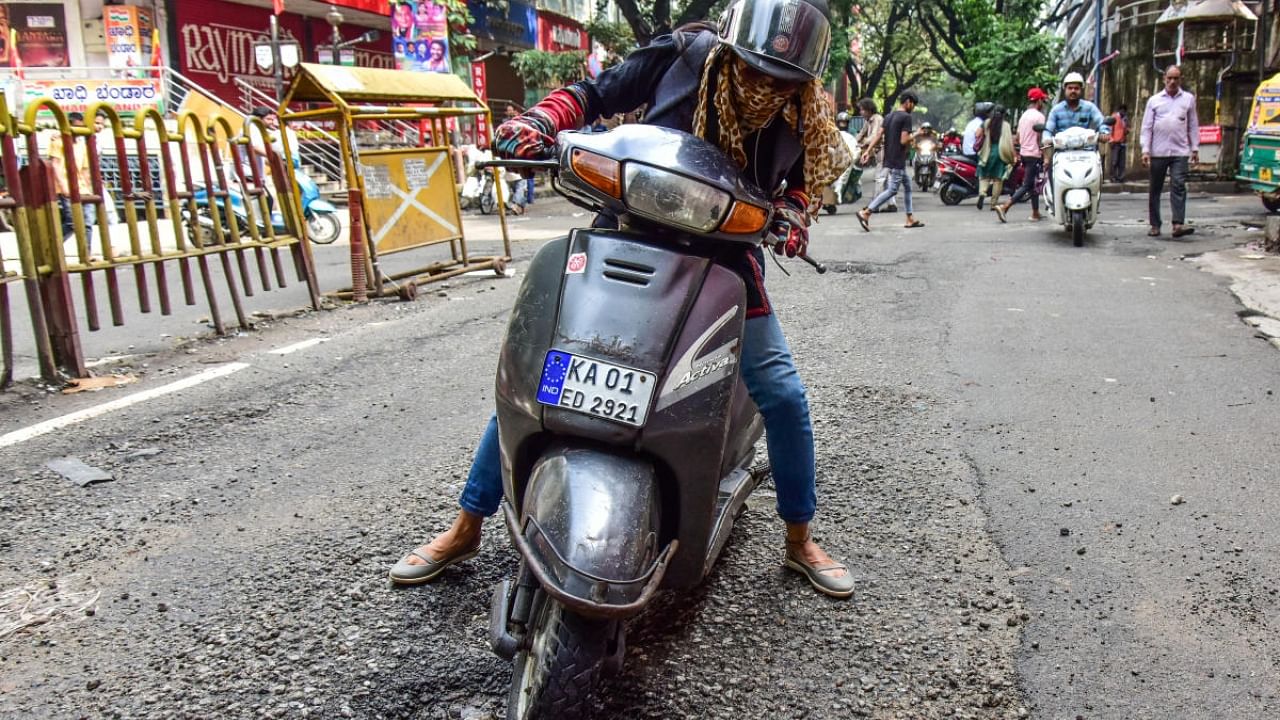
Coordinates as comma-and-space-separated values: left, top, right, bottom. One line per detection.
763, 226, 828, 274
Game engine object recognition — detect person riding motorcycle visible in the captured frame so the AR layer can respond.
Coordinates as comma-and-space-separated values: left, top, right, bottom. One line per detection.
825, 111, 862, 209
1043, 72, 1108, 191
389, 0, 857, 599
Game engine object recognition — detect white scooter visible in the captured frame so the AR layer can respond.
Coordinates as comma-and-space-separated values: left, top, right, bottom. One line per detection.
1039, 124, 1110, 247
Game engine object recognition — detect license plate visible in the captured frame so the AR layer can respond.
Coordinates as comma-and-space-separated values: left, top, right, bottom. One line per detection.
536, 350, 656, 427
1262, 167, 1273, 182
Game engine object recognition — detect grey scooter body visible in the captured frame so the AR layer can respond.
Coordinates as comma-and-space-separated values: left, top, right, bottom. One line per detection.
487, 129, 783, 714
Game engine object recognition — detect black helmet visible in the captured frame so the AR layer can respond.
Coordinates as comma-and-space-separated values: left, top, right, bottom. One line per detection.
719, 0, 832, 83
973, 101, 994, 119
835, 111, 850, 128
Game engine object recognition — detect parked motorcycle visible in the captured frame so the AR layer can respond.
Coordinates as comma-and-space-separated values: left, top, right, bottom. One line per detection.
936, 153, 1025, 206
188, 164, 341, 245
478, 124, 822, 719
1039, 123, 1109, 247
913, 137, 939, 191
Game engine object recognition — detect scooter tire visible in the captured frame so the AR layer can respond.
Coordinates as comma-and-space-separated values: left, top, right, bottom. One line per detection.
507, 592, 615, 720
1071, 209, 1086, 247
939, 182, 966, 206
306, 212, 342, 245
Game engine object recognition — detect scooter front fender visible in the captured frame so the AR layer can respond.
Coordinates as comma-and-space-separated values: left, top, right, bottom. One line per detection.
1064, 188, 1092, 210
505, 446, 673, 620
306, 200, 339, 214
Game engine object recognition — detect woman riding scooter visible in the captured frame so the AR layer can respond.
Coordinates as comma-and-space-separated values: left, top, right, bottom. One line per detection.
389, 0, 856, 598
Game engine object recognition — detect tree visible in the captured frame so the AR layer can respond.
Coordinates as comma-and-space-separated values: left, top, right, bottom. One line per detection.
609, 0, 728, 46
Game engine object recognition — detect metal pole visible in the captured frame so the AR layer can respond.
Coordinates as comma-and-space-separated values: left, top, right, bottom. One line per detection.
270, 14, 284, 103
1093, 0, 1103, 105
332, 26, 342, 65
1260, 0, 1270, 85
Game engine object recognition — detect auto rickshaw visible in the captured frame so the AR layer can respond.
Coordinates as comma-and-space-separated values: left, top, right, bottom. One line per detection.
1237, 72, 1280, 212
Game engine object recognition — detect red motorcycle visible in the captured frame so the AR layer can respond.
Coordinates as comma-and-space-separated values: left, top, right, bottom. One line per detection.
936, 153, 1025, 206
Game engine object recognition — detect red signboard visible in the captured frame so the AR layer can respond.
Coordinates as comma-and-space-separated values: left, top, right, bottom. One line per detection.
536, 13, 588, 53
330, 0, 391, 13
174, 0, 392, 105
471, 61, 489, 147
1199, 124, 1222, 144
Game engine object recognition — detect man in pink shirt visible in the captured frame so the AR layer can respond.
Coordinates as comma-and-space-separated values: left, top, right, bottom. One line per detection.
1141, 65, 1200, 237
995, 87, 1049, 222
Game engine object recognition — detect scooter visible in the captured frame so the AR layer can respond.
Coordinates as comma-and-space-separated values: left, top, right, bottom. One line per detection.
1038, 124, 1108, 247
913, 137, 939, 191
936, 153, 1025, 206
479, 124, 822, 719
189, 164, 342, 245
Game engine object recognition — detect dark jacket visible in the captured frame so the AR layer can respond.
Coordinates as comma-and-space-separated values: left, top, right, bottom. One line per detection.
568, 29, 807, 317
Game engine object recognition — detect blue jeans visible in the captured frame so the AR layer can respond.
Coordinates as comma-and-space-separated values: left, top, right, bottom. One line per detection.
458, 312, 818, 524
868, 167, 912, 214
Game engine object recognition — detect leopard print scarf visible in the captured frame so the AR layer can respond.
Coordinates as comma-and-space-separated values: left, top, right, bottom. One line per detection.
692, 44, 852, 205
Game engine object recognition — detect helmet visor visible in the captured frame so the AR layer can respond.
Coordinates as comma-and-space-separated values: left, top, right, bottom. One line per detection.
720, 0, 831, 81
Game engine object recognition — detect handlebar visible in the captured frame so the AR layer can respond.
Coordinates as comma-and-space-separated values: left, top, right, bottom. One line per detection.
475, 159, 559, 172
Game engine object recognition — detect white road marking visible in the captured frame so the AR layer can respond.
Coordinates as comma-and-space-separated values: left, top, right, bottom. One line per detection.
0, 363, 251, 449
268, 338, 330, 355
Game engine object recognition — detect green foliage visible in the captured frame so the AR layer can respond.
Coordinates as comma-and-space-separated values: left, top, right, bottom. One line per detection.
585, 18, 636, 61
439, 0, 476, 54
967, 24, 1062, 110
511, 50, 589, 89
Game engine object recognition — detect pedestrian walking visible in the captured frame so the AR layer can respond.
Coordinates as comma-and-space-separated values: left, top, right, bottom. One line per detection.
1108, 104, 1129, 182
854, 98, 894, 212
1141, 65, 1199, 237
996, 88, 1049, 223
49, 112, 95, 243
856, 92, 924, 231
975, 105, 1014, 210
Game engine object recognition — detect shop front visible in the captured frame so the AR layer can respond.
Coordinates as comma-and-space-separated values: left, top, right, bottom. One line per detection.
170, 0, 394, 107
536, 11, 588, 55
465, 0, 537, 111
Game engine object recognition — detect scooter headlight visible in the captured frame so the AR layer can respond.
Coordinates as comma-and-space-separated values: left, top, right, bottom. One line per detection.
623, 163, 732, 234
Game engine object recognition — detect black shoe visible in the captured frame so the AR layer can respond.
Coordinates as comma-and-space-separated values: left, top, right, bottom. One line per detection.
976, 195, 985, 210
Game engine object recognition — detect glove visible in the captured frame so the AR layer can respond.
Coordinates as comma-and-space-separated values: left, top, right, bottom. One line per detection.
493, 88, 588, 160
493, 112, 556, 160
770, 190, 811, 258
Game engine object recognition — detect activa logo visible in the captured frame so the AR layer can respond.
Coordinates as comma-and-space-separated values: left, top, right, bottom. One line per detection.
672, 352, 736, 392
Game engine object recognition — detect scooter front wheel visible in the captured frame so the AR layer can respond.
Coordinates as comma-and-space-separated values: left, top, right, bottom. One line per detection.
508, 592, 614, 720
1071, 209, 1086, 247
305, 212, 342, 245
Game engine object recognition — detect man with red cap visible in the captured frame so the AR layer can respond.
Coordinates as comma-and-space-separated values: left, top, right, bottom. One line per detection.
996, 87, 1049, 222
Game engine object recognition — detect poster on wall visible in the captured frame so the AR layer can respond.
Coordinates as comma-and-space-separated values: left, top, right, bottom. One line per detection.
0, 3, 70, 67
391, 0, 451, 73
104, 5, 155, 72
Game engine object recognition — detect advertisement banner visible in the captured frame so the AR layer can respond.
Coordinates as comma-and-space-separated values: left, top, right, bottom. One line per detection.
23, 78, 163, 114
391, 0, 451, 73
0, 3, 70, 67
104, 5, 155, 71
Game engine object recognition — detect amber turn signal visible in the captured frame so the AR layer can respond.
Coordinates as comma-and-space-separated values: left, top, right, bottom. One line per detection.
570, 149, 622, 198
720, 201, 769, 234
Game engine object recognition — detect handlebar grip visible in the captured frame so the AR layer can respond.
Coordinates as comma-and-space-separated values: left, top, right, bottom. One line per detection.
801, 254, 827, 274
